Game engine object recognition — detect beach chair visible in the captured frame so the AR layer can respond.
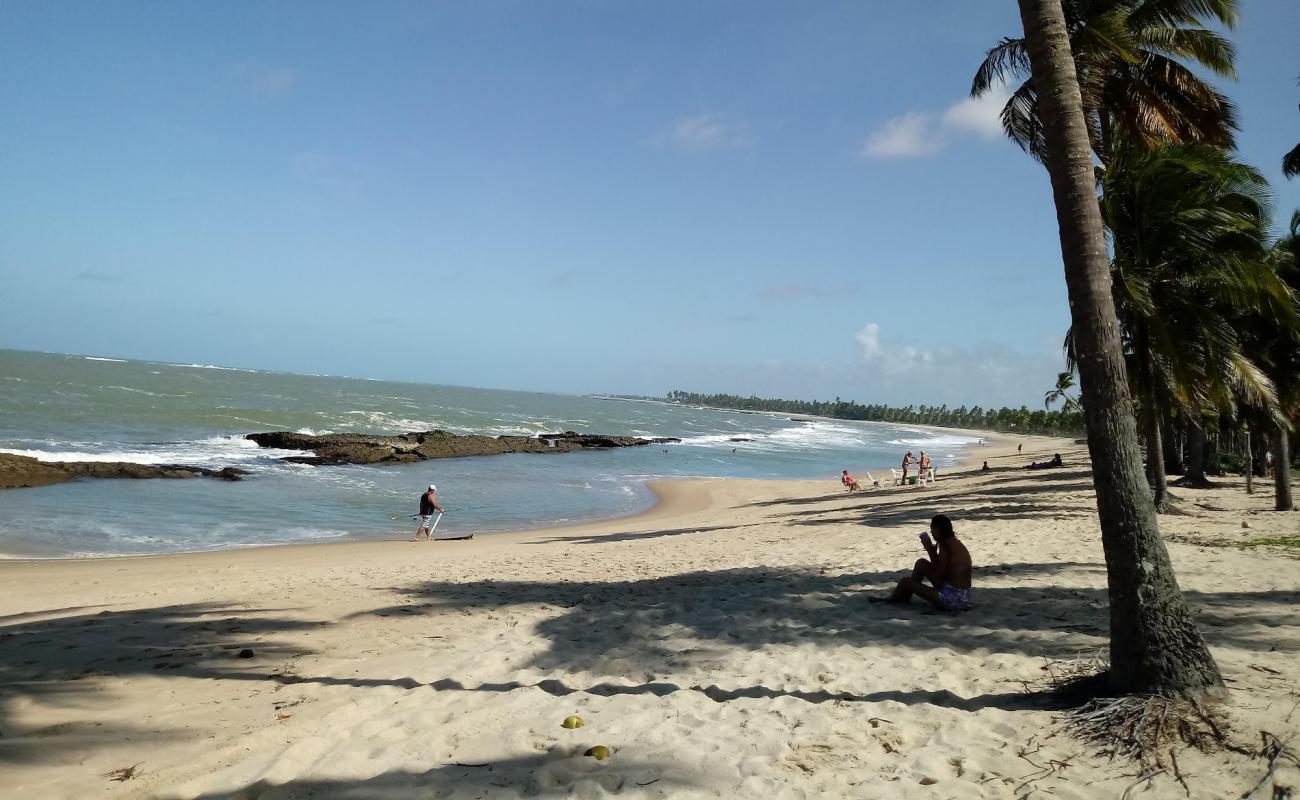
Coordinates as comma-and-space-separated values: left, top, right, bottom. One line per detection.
916, 468, 936, 487
863, 471, 882, 488
890, 468, 905, 486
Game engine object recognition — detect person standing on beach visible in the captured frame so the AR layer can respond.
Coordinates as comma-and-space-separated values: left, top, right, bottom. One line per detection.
883, 514, 972, 610
411, 483, 444, 541
918, 451, 932, 477
901, 450, 914, 484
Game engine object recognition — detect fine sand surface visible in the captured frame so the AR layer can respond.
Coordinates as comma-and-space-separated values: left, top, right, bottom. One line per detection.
2, 437, 1298, 799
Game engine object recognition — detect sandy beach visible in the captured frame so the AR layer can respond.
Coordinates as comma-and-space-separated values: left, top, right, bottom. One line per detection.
2, 436, 1297, 799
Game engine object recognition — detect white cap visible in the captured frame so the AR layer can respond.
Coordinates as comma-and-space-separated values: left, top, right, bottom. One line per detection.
428, 483, 437, 491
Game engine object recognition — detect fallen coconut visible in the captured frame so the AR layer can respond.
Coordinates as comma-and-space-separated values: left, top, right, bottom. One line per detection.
584, 745, 612, 760
561, 715, 585, 729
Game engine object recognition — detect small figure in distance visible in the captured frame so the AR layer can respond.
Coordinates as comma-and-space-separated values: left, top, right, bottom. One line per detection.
901, 450, 914, 484
1017, 443, 1023, 455
981, 460, 990, 471
411, 483, 445, 541
919, 450, 932, 480
841, 470, 861, 492
882, 514, 972, 611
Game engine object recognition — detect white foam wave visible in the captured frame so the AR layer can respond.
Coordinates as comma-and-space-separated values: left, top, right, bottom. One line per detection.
885, 428, 982, 449
0, 435, 304, 467
84, 356, 127, 362
169, 363, 259, 373
341, 410, 434, 432
674, 420, 873, 452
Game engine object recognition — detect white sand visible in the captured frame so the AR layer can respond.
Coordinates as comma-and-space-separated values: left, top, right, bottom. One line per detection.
1, 437, 1298, 799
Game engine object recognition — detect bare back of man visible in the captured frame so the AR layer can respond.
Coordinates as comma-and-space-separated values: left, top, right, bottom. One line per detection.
884, 514, 972, 611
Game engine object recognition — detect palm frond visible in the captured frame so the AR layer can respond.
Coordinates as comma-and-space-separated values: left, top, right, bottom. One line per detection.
972, 37, 1030, 97
1284, 143, 1300, 179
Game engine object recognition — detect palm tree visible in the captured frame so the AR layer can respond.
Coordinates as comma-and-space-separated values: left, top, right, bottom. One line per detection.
1261, 216, 1300, 510
1015, 0, 1222, 698
977, 0, 1239, 165
1099, 141, 1290, 510
1044, 370, 1082, 412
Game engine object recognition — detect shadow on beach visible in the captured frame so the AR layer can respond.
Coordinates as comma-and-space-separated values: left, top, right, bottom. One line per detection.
351, 561, 1298, 705
173, 753, 700, 800
0, 603, 323, 765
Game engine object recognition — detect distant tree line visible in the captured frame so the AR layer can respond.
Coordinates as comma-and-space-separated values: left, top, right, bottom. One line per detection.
665, 390, 1086, 438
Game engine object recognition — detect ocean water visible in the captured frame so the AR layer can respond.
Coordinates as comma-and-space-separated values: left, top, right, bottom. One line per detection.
0, 349, 980, 557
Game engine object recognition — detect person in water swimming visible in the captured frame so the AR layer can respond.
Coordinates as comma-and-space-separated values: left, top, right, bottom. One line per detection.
883, 514, 972, 611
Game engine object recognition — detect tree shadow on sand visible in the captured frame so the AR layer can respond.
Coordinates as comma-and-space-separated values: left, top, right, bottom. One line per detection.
0, 603, 324, 765
356, 562, 1298, 691
173, 752, 701, 800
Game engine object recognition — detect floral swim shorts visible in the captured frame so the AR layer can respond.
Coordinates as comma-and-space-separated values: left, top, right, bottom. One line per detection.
938, 584, 972, 611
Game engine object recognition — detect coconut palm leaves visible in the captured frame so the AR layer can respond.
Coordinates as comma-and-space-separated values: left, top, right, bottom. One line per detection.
1102, 143, 1291, 414
973, 0, 1239, 163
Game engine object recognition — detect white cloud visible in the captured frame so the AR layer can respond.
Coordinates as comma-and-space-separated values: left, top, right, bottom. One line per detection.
860, 113, 942, 158
861, 86, 1011, 159
655, 114, 752, 152
942, 85, 1012, 139
252, 67, 299, 96
856, 322, 881, 359
849, 321, 1062, 406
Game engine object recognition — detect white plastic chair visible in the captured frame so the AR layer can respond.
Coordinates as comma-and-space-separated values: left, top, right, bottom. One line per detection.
863, 471, 882, 488
890, 468, 905, 485
916, 468, 936, 487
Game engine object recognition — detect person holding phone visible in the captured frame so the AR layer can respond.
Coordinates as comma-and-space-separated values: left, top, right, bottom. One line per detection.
883, 514, 972, 610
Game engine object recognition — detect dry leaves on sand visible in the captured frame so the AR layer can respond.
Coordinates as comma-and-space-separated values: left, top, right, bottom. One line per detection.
101, 763, 143, 782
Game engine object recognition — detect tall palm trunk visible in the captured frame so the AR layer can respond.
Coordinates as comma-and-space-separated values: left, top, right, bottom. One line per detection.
1016, 0, 1222, 698
1135, 327, 1169, 510
1274, 427, 1294, 511
1245, 428, 1254, 495
1163, 415, 1184, 475
1182, 422, 1210, 487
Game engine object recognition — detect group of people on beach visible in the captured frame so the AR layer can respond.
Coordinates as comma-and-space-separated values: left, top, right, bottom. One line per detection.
839, 448, 933, 493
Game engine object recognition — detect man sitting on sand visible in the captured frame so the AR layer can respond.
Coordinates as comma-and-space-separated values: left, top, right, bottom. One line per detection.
883, 514, 972, 611
411, 483, 445, 541
841, 470, 861, 492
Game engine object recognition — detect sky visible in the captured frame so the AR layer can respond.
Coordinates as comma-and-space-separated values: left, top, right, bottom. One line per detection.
2, 1, 1297, 409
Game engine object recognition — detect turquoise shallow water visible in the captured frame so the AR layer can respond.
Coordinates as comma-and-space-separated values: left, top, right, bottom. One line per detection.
0, 349, 980, 557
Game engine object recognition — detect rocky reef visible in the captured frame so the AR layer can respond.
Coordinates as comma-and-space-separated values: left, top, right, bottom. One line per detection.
0, 453, 247, 490
245, 429, 681, 466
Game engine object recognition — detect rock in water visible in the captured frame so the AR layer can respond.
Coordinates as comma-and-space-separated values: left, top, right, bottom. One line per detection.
246, 429, 681, 466
0, 453, 247, 490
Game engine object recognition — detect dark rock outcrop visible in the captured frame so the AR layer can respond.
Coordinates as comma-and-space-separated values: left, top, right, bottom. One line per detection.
0, 453, 247, 490
246, 429, 680, 466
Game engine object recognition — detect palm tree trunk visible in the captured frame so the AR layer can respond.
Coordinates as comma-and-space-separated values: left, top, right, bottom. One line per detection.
1273, 426, 1294, 511
1016, 0, 1222, 698
1135, 329, 1169, 510
1181, 422, 1211, 487
1163, 415, 1184, 476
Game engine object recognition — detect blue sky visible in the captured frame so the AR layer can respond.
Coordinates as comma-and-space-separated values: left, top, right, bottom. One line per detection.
2, 1, 1297, 408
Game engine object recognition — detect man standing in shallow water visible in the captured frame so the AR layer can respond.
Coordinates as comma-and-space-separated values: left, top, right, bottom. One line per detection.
411, 483, 444, 541
884, 514, 972, 610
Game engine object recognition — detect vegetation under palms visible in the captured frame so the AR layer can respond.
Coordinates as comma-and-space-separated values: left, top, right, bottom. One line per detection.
1098, 141, 1292, 510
